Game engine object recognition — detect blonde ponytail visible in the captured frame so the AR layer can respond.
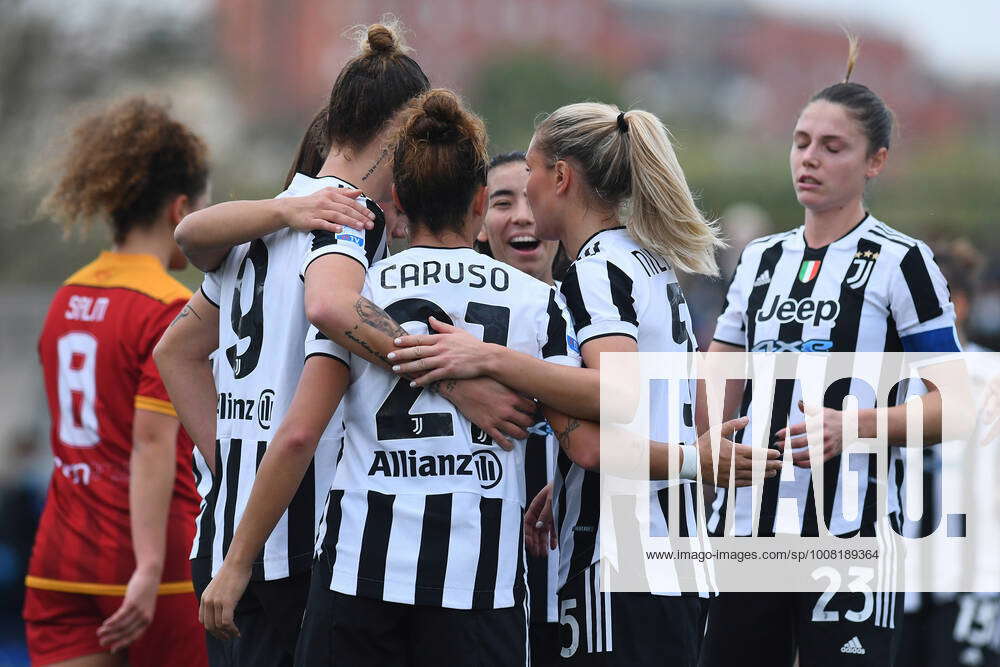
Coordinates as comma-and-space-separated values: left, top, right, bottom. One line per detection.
842, 30, 860, 83
623, 110, 723, 276
534, 103, 723, 276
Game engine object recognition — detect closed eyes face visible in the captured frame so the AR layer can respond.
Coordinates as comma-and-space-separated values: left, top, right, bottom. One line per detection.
789, 100, 884, 213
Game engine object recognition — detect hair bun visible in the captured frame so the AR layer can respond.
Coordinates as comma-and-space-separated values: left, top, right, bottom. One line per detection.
366, 24, 397, 55
412, 90, 464, 144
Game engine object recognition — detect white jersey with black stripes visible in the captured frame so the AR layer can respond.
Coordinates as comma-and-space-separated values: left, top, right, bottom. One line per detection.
710, 214, 960, 538
191, 173, 388, 581
903, 342, 1000, 608
556, 227, 710, 596
310, 245, 581, 610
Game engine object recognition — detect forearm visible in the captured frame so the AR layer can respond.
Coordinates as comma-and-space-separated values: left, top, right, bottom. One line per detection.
487, 347, 599, 420
129, 438, 175, 576
858, 390, 943, 446
544, 408, 684, 478
310, 291, 406, 370
176, 199, 286, 271
341, 296, 408, 369
223, 438, 316, 568
154, 295, 220, 472
158, 355, 218, 471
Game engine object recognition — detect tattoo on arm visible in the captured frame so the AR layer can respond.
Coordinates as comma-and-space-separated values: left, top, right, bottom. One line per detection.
354, 298, 407, 338
169, 304, 202, 328
344, 327, 392, 367
429, 379, 458, 396
555, 419, 581, 451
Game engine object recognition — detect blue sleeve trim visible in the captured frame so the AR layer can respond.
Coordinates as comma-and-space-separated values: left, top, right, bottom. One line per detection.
900, 326, 961, 353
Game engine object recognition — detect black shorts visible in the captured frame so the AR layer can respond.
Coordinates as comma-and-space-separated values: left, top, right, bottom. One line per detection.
699, 590, 904, 667
192, 558, 310, 667
557, 563, 707, 666
899, 593, 1000, 667
296, 550, 528, 667
531, 622, 561, 667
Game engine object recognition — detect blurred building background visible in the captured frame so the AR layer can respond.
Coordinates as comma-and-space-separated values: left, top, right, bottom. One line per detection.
0, 0, 998, 661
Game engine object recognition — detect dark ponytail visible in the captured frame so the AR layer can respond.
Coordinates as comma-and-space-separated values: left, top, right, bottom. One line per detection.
392, 89, 487, 235
326, 20, 430, 153
809, 33, 894, 155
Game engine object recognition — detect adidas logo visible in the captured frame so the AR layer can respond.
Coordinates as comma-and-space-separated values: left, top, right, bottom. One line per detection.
840, 636, 866, 655
753, 270, 771, 288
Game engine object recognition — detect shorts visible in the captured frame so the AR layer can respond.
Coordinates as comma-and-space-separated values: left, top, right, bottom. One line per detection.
699, 590, 905, 667
531, 622, 561, 667
191, 558, 310, 667
557, 563, 707, 665
23, 585, 207, 667
295, 549, 528, 666
899, 593, 1000, 667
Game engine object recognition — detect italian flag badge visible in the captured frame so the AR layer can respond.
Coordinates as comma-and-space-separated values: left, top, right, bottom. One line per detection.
798, 260, 821, 282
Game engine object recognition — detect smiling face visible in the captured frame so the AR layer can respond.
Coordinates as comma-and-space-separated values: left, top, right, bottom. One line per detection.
483, 160, 559, 281
790, 99, 887, 214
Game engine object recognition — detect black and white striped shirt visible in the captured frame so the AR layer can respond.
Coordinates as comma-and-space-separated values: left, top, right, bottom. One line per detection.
556, 227, 708, 595
525, 414, 559, 624
314, 246, 581, 609
710, 214, 959, 537
903, 342, 1000, 610
191, 173, 387, 580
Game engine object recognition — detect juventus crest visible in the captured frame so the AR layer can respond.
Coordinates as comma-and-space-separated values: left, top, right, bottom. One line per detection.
846, 249, 879, 289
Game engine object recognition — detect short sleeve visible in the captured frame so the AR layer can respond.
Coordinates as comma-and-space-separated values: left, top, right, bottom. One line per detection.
713, 252, 752, 347
889, 241, 960, 352
539, 288, 583, 368
304, 324, 351, 367
135, 299, 184, 416
559, 256, 640, 345
200, 268, 222, 308
300, 198, 387, 277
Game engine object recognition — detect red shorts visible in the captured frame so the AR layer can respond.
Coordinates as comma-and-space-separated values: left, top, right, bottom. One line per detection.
23, 586, 208, 667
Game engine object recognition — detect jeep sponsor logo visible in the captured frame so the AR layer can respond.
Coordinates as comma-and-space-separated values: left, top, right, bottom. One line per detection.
217, 388, 276, 430
756, 296, 840, 327
368, 448, 503, 489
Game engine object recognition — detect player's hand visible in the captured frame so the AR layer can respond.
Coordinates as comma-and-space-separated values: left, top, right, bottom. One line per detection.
774, 400, 844, 467
199, 561, 251, 641
698, 416, 781, 487
97, 566, 160, 652
389, 317, 492, 386
439, 377, 535, 451
278, 187, 375, 234
524, 483, 557, 557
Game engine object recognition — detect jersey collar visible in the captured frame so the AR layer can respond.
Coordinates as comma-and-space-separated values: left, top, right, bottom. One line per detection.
287, 172, 361, 195
789, 213, 876, 252
575, 225, 626, 259
95, 250, 164, 270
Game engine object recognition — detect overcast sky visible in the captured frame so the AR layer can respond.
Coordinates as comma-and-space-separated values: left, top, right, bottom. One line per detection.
751, 0, 1000, 83
20, 0, 1000, 83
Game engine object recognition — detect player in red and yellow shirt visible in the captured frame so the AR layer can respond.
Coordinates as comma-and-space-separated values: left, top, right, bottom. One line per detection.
23, 97, 211, 667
